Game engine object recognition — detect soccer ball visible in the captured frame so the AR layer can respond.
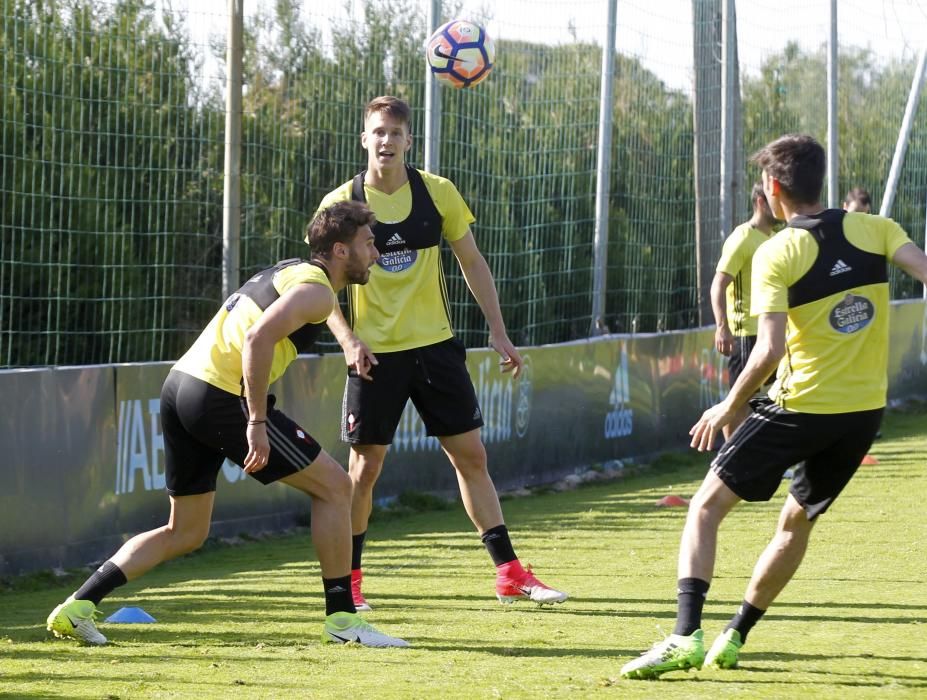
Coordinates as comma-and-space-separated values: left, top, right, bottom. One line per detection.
425, 19, 494, 89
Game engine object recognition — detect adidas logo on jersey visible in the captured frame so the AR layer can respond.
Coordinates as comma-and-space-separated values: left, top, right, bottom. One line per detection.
386, 232, 406, 247
829, 259, 852, 276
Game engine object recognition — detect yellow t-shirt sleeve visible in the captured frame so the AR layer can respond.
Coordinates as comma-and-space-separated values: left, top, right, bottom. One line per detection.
750, 237, 792, 314
423, 174, 475, 242
315, 183, 352, 214
843, 213, 913, 258
716, 227, 748, 276
875, 216, 912, 258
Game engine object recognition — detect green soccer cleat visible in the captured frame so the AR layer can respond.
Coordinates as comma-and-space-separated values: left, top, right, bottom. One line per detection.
46, 597, 107, 646
620, 629, 705, 680
704, 628, 743, 669
322, 611, 410, 648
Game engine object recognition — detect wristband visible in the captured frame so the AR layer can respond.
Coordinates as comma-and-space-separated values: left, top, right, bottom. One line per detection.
248, 419, 266, 425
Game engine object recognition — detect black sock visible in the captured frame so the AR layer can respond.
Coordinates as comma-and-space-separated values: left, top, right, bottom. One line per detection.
351, 531, 367, 571
673, 577, 710, 636
323, 575, 356, 616
726, 600, 766, 643
480, 525, 517, 567
73, 561, 128, 606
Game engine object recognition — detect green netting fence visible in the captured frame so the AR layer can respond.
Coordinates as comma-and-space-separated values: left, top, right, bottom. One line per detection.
2, 0, 926, 367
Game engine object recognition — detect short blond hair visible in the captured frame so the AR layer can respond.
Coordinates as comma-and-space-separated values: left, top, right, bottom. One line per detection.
364, 95, 412, 130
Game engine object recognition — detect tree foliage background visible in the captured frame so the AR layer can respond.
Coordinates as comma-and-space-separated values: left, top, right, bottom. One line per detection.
1, 0, 925, 366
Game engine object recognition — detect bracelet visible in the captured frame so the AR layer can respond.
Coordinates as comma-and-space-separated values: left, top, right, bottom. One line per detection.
248, 419, 266, 425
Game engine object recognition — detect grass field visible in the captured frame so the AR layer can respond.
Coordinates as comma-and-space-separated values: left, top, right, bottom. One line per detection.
2, 410, 926, 699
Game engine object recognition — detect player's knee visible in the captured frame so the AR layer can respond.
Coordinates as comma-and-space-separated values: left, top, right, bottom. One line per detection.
168, 524, 209, 556
453, 458, 488, 479
329, 466, 353, 506
687, 489, 726, 525
449, 444, 488, 477
687, 485, 711, 512
780, 509, 814, 539
189, 528, 210, 553
349, 454, 384, 490
316, 457, 353, 505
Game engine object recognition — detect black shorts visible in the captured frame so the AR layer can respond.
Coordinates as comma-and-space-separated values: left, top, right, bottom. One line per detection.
341, 337, 483, 445
728, 335, 756, 387
160, 370, 322, 496
728, 335, 775, 388
712, 398, 883, 519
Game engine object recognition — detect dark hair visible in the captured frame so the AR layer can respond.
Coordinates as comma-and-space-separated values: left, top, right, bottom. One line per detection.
751, 134, 825, 204
364, 95, 412, 130
843, 187, 871, 208
750, 181, 766, 209
306, 201, 376, 257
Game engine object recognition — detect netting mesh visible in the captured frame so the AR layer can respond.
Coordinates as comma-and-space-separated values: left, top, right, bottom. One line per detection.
738, 0, 927, 298
1, 0, 224, 365
1, 0, 926, 366
606, 0, 697, 333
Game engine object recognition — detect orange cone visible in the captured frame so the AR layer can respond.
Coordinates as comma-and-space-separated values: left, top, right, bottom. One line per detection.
656, 494, 690, 507
861, 454, 879, 465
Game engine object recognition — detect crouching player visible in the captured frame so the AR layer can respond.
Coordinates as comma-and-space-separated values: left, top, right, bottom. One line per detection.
47, 202, 408, 648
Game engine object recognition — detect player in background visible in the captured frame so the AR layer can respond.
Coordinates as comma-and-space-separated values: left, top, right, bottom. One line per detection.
313, 96, 567, 611
843, 186, 872, 213
620, 134, 927, 679
710, 181, 779, 440
47, 202, 409, 648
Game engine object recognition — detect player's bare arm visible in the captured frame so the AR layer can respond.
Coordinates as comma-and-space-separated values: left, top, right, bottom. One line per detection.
892, 242, 927, 286
326, 302, 378, 380
690, 311, 786, 451
710, 271, 735, 356
242, 283, 335, 472
449, 231, 523, 377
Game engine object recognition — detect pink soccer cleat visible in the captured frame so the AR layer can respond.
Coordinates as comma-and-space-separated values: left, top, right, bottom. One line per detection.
351, 568, 372, 612
495, 562, 568, 606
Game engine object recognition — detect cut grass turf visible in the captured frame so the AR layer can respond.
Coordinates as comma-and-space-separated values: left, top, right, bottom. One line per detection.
2, 411, 926, 698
